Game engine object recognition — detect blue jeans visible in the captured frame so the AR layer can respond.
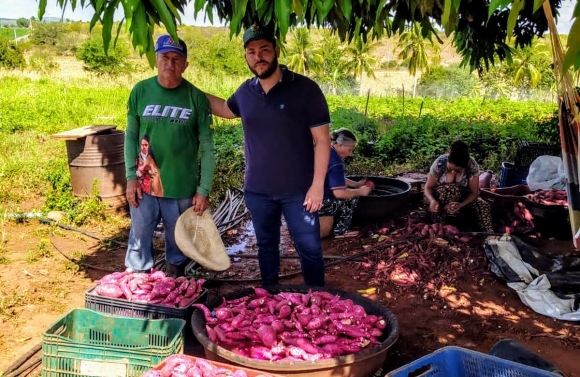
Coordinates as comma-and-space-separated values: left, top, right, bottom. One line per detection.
244, 190, 325, 287
125, 193, 192, 271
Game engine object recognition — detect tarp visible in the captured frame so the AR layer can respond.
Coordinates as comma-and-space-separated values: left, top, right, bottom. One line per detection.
484, 234, 580, 321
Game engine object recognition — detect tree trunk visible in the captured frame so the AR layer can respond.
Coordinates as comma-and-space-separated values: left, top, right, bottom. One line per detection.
359, 71, 364, 96
413, 72, 418, 98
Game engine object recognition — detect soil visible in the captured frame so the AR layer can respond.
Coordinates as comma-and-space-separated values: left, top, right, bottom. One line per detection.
0, 201, 579, 377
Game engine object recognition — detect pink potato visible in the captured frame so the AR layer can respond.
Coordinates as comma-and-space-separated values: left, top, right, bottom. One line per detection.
95, 283, 124, 298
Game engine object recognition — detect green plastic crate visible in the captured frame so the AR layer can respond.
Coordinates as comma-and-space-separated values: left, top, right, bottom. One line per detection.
42, 308, 185, 377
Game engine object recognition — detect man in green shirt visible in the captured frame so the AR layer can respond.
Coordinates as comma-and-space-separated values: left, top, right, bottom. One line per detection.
124, 34, 215, 278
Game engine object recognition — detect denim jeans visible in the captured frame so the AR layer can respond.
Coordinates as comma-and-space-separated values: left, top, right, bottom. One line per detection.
125, 193, 192, 271
244, 190, 324, 287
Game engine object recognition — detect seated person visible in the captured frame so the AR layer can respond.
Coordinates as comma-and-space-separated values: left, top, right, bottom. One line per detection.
319, 128, 371, 236
424, 140, 494, 233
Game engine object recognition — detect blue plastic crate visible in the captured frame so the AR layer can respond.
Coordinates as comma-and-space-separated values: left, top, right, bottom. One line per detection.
498, 162, 529, 188
386, 346, 561, 377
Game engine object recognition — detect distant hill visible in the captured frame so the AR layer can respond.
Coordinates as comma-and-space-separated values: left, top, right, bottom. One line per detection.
0, 16, 62, 25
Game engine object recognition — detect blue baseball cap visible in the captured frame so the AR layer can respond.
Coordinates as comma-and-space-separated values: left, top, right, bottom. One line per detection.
155, 35, 187, 57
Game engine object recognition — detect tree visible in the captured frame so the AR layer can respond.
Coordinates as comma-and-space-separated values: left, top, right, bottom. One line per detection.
341, 35, 378, 96
510, 40, 552, 91
16, 18, 30, 28
41, 0, 567, 73
0, 37, 26, 69
396, 22, 441, 97
284, 28, 323, 76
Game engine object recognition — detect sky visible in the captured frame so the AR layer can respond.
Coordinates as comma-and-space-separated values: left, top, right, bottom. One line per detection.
0, 0, 576, 34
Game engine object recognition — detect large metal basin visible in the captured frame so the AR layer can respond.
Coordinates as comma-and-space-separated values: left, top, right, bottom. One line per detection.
191, 285, 400, 377
347, 175, 412, 224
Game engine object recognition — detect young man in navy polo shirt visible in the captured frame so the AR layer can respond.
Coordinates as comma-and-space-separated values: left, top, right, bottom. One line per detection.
205, 25, 331, 287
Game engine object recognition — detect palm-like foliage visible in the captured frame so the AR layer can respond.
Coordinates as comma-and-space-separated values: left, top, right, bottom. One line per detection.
511, 40, 551, 89
396, 22, 441, 97
341, 35, 378, 96
285, 27, 324, 76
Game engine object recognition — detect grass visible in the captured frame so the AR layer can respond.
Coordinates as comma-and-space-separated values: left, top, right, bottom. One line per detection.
0, 28, 28, 41
0, 290, 41, 317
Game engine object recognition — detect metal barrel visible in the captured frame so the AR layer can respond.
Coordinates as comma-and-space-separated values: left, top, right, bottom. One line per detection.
67, 129, 128, 214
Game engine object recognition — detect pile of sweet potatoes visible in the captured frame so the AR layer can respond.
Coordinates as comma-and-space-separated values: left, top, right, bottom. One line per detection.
142, 355, 275, 377
525, 189, 568, 206
495, 201, 535, 235
404, 218, 471, 242
92, 269, 205, 308
193, 288, 387, 362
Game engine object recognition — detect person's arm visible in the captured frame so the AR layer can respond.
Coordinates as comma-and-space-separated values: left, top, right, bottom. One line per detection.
196, 101, 215, 198
460, 176, 480, 209
205, 93, 236, 119
302, 125, 330, 213
124, 116, 139, 180
332, 186, 371, 199
345, 177, 366, 188
425, 173, 442, 213
424, 174, 438, 203
124, 90, 142, 207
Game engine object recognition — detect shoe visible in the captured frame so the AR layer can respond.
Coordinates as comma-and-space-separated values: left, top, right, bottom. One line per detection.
165, 261, 187, 278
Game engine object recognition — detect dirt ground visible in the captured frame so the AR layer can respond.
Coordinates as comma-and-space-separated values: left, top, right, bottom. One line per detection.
0, 198, 579, 376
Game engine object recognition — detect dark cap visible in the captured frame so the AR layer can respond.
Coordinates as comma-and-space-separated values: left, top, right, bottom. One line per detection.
155, 35, 187, 57
243, 24, 276, 48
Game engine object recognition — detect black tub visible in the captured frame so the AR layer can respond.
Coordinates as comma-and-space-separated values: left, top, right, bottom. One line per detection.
191, 284, 400, 377
347, 175, 412, 224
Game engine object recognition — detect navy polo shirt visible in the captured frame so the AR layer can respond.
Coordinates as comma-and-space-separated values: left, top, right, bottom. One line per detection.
324, 147, 347, 199
226, 66, 330, 196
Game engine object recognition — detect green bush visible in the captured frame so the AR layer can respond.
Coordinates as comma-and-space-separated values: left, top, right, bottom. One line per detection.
417, 65, 475, 98
211, 120, 245, 200
0, 37, 26, 69
30, 22, 65, 46
16, 18, 30, 28
185, 31, 247, 77
75, 34, 131, 75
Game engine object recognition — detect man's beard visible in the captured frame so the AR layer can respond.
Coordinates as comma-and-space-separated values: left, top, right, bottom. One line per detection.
248, 56, 279, 79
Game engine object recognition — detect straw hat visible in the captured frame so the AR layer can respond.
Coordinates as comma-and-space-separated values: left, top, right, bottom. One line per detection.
174, 208, 231, 271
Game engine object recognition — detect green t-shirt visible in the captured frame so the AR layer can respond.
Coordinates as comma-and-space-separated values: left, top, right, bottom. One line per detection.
124, 76, 215, 199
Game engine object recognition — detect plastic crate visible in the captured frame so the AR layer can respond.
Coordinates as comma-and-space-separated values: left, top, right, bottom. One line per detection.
385, 346, 561, 377
85, 286, 207, 320
498, 162, 529, 188
522, 197, 571, 240
515, 141, 559, 169
42, 308, 185, 377
148, 354, 285, 377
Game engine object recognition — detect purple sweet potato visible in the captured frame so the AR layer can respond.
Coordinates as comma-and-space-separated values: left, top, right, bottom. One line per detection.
278, 305, 292, 319
206, 325, 217, 342
150, 278, 176, 299
215, 307, 233, 321
250, 346, 273, 360
95, 283, 124, 298
306, 316, 327, 330
184, 278, 199, 298
257, 325, 277, 347
149, 270, 166, 280
253, 287, 270, 297
98, 272, 126, 285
